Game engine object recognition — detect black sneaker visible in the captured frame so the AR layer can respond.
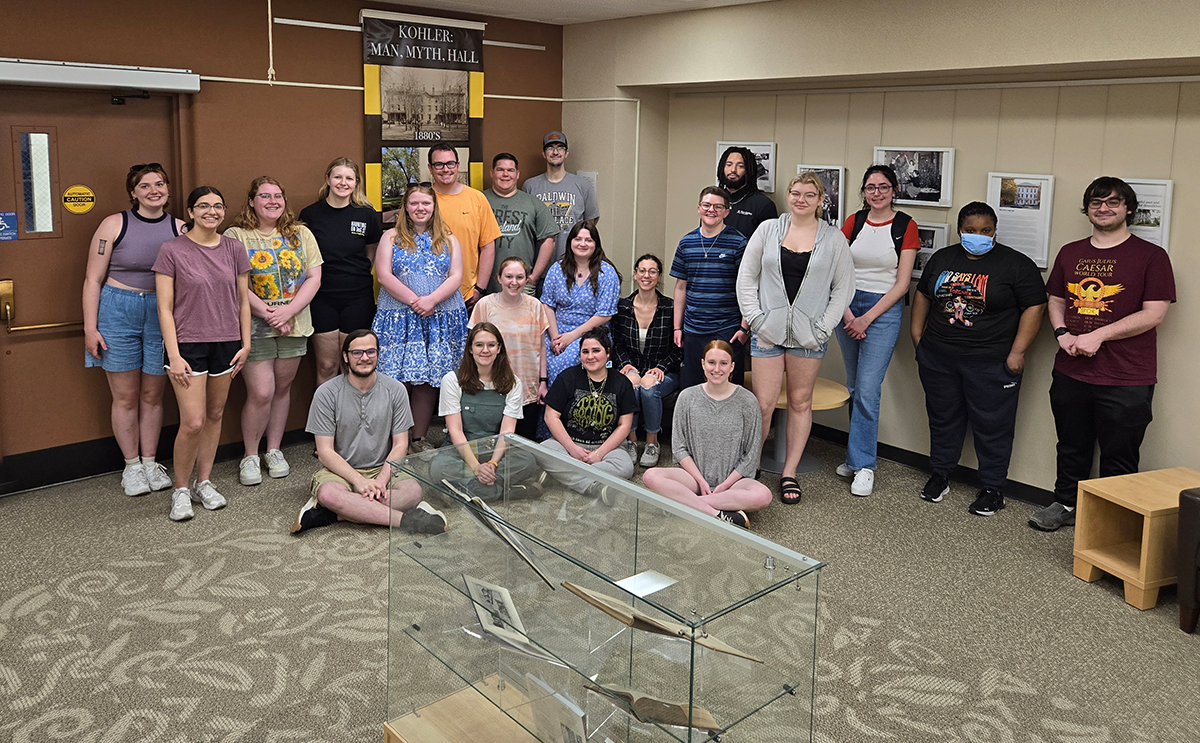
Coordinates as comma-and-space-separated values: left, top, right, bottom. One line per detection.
715, 510, 750, 529
968, 488, 1005, 517
921, 475, 950, 503
292, 496, 338, 533
401, 501, 448, 534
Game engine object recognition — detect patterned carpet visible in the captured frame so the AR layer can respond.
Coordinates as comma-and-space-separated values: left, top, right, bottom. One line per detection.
1, 435, 1196, 742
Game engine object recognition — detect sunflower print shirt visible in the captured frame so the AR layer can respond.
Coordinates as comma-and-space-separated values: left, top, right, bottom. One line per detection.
224, 226, 324, 338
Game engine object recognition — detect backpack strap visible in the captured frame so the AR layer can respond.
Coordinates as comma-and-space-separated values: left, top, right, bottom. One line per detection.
890, 212, 913, 260
848, 209, 869, 244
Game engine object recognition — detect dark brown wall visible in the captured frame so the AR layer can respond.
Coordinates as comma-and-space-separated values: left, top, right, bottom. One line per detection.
0, 1, 562, 457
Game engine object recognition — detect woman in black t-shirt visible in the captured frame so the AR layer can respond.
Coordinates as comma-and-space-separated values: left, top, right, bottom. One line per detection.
539, 328, 635, 503
911, 202, 1046, 518
299, 157, 383, 385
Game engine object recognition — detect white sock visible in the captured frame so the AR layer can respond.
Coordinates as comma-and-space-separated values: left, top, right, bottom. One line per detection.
124, 457, 140, 468
1063, 505, 1075, 512
141, 456, 156, 467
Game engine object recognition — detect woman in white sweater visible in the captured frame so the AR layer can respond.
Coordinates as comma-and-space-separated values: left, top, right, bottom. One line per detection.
736, 172, 854, 505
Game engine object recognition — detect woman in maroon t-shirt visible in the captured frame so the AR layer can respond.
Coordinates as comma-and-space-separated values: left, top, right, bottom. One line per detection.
153, 186, 252, 523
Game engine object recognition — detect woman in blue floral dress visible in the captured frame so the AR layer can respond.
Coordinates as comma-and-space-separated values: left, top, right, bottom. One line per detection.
373, 184, 467, 450
542, 220, 621, 386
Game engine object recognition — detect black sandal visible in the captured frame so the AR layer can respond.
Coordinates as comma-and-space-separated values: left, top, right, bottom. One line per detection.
780, 476, 802, 505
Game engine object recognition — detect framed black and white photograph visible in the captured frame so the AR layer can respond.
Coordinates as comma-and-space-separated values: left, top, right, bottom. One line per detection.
797, 164, 845, 228
381, 66, 470, 142
1124, 178, 1173, 251
912, 221, 949, 280
716, 141, 776, 193
986, 172, 1054, 268
873, 146, 955, 207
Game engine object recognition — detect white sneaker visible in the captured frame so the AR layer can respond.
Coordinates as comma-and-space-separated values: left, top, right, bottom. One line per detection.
169, 488, 194, 521
851, 469, 875, 497
122, 464, 151, 496
144, 462, 173, 492
264, 449, 290, 479
239, 455, 262, 486
620, 440, 638, 463
639, 442, 661, 467
191, 480, 227, 510
835, 463, 855, 478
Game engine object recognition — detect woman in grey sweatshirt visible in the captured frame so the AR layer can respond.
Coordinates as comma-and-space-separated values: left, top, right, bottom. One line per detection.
736, 172, 854, 504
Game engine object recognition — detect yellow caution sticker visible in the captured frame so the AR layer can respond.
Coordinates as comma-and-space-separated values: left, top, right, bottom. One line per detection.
63, 185, 96, 214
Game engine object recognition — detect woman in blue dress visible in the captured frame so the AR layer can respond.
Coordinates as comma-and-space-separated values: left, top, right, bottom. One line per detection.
373, 184, 468, 451
541, 220, 620, 385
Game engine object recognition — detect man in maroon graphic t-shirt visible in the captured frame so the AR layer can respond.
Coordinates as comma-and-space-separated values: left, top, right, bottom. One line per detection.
1029, 177, 1175, 532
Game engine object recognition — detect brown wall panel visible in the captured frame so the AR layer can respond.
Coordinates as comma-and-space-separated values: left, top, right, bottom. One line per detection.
0, 1, 562, 463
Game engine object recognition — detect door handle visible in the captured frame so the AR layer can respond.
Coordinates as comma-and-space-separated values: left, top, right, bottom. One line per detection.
1, 279, 84, 333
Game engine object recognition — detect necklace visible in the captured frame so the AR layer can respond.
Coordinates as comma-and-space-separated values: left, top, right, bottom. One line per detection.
587, 371, 607, 399
698, 230, 719, 260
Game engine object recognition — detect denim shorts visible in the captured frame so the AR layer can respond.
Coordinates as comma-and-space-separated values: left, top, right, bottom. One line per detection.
84, 283, 165, 375
749, 333, 826, 359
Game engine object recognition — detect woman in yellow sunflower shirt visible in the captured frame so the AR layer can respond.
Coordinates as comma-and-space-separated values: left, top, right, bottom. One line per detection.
224, 176, 323, 486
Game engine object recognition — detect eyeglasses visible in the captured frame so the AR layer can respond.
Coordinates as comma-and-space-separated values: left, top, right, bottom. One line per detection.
129, 162, 163, 173
430, 161, 459, 170
347, 348, 378, 359
255, 193, 285, 201
1088, 197, 1125, 209
788, 190, 819, 200
545, 144, 567, 152
472, 341, 500, 350
863, 184, 893, 194
192, 203, 225, 212
698, 202, 728, 212
635, 268, 660, 275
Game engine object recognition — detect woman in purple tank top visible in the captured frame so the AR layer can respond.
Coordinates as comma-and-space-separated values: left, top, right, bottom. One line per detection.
82, 164, 186, 498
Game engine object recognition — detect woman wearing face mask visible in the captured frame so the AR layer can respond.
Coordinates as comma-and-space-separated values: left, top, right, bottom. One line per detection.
834, 165, 920, 497
911, 202, 1046, 518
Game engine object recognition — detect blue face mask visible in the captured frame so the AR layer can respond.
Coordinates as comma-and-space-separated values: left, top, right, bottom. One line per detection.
961, 232, 994, 255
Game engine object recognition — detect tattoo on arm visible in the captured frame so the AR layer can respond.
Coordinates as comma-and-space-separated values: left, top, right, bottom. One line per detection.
98, 239, 107, 255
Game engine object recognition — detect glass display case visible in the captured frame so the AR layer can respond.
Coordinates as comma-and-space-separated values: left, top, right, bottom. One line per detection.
385, 435, 824, 743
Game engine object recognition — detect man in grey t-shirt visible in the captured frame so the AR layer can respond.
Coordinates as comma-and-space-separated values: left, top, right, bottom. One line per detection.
484, 152, 559, 292
521, 131, 599, 263
292, 329, 447, 534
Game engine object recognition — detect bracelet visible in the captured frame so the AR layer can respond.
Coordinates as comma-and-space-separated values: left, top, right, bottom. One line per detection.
539, 376, 548, 382
486, 460, 499, 467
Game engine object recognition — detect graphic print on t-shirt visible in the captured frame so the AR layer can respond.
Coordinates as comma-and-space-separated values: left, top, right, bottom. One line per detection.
569, 388, 615, 435
493, 204, 527, 237
248, 235, 307, 302
542, 192, 578, 231
932, 270, 989, 328
1067, 276, 1124, 317
350, 220, 367, 237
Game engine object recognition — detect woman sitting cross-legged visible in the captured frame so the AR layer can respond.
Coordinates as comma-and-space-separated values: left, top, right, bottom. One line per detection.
430, 323, 541, 502
642, 340, 771, 529
539, 328, 635, 503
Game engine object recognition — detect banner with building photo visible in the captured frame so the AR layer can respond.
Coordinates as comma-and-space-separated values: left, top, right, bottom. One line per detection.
360, 10, 486, 217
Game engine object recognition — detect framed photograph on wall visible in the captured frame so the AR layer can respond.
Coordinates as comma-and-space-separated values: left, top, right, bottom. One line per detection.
986, 172, 1054, 268
1123, 178, 1173, 251
912, 221, 949, 280
716, 141, 777, 193
873, 146, 955, 207
797, 164, 845, 229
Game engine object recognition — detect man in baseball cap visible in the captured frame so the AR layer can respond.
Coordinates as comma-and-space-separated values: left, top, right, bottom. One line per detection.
522, 130, 599, 265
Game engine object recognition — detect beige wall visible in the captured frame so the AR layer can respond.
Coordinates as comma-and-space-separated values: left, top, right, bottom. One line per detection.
562, 2, 1200, 490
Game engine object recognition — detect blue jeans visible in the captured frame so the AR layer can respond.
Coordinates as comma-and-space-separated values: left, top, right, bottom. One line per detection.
632, 373, 678, 434
834, 290, 902, 470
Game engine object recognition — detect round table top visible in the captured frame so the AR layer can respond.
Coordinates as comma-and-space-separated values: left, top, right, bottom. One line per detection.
742, 370, 850, 411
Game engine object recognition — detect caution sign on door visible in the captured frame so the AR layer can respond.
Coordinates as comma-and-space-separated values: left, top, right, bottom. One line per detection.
62, 185, 96, 214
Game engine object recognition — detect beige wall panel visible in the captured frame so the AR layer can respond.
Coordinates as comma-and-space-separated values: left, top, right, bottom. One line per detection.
995, 87, 1061, 174
845, 93, 886, 186
1048, 86, 1108, 252
722, 95, 778, 142
633, 88, 672, 271
1102, 83, 1180, 177
800, 94, 851, 168
772, 95, 808, 214
949, 89, 1003, 207
880, 91, 957, 146
664, 95, 726, 279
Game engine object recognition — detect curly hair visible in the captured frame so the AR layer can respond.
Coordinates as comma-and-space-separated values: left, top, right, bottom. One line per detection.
230, 176, 305, 246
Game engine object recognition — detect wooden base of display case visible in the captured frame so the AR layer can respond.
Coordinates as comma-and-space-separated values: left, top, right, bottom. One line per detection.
384, 675, 539, 743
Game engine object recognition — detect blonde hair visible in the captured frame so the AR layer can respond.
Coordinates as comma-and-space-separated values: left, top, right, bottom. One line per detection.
788, 172, 826, 219
317, 157, 372, 207
394, 184, 453, 255
231, 176, 304, 246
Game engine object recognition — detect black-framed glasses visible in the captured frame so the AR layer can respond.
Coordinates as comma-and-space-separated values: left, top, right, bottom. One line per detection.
430, 161, 459, 170
698, 201, 728, 212
129, 162, 163, 173
863, 184, 893, 194
347, 348, 378, 359
1087, 197, 1125, 209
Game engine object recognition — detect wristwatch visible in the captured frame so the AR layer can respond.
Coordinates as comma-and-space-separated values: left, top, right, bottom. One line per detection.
1054, 326, 1070, 338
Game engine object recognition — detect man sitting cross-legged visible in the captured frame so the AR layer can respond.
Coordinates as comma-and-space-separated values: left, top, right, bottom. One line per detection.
292, 329, 447, 534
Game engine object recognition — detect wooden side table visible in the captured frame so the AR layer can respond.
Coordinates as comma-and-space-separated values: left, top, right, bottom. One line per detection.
743, 371, 850, 474
1072, 467, 1200, 610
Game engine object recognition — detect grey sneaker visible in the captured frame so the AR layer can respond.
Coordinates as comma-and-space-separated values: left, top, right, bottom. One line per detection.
144, 462, 173, 492
239, 455, 262, 486
401, 501, 448, 534
1029, 502, 1075, 532
122, 464, 151, 496
191, 480, 227, 510
835, 463, 855, 478
264, 449, 290, 479
584, 481, 616, 507
169, 487, 194, 521
621, 440, 639, 462
639, 442, 661, 467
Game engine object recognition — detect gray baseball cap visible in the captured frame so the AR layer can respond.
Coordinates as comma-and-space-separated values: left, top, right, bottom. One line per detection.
542, 131, 568, 149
